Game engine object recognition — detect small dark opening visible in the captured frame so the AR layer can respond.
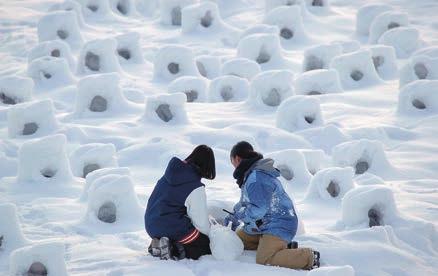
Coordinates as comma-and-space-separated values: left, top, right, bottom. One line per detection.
308, 91, 322, 96
372, 56, 385, 69
0, 92, 17, 105
414, 63, 428, 80
355, 160, 369, 174
171, 6, 182, 26
277, 164, 294, 181
27, 262, 48, 276
83, 163, 100, 178
200, 11, 213, 28
312, 0, 324, 6
368, 208, 383, 227
387, 22, 400, 30
22, 122, 39, 135
263, 88, 282, 107
41, 168, 57, 178
117, 1, 128, 15
305, 55, 324, 71
305, 115, 315, 124
57, 29, 68, 40
412, 99, 426, 110
184, 90, 198, 102
89, 95, 107, 112
85, 51, 100, 72
0, 235, 3, 248
156, 104, 173, 122
97, 201, 117, 223
220, 85, 234, 102
87, 5, 98, 12
256, 47, 271, 64
168, 62, 180, 75
117, 48, 131, 60
196, 61, 208, 77
280, 28, 294, 40
51, 49, 61, 57
350, 70, 364, 81
326, 181, 340, 197
42, 71, 52, 79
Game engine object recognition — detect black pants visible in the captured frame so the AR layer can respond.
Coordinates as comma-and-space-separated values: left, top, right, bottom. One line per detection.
181, 233, 211, 260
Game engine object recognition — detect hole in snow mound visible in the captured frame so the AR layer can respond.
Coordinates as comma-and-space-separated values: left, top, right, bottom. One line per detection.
277, 164, 294, 181
263, 88, 282, 106
51, 49, 61, 57
89, 95, 108, 112
372, 56, 385, 69
57, 29, 68, 40
286, 0, 297, 5
355, 160, 369, 175
22, 122, 39, 135
387, 22, 400, 30
87, 5, 98, 12
350, 70, 364, 81
98, 201, 117, 223
0, 92, 16, 105
85, 52, 100, 72
280, 28, 294, 40
368, 208, 382, 227
308, 90, 322, 96
312, 0, 324, 6
171, 6, 182, 26
412, 99, 426, 110
305, 115, 315, 124
42, 71, 52, 79
326, 181, 340, 198
83, 163, 100, 178
0, 235, 3, 248
196, 61, 207, 77
220, 85, 234, 102
414, 63, 428, 80
305, 55, 323, 71
156, 104, 173, 122
27, 262, 48, 276
168, 62, 180, 75
184, 90, 198, 102
41, 168, 57, 178
256, 46, 271, 64
200, 11, 213, 28
117, 48, 131, 60
117, 1, 128, 15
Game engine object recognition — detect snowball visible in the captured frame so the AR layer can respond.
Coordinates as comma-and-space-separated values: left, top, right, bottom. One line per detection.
264, 6, 307, 44
208, 75, 249, 102
28, 40, 76, 72
69, 143, 118, 178
398, 80, 438, 115
77, 0, 114, 20
355, 3, 393, 36
27, 56, 75, 90
153, 45, 199, 81
330, 50, 381, 90
237, 33, 286, 69
77, 38, 122, 75
114, 32, 145, 64
143, 93, 188, 124
240, 24, 279, 41
49, 0, 87, 28
17, 134, 74, 183
378, 27, 420, 59
182, 2, 233, 33
264, 0, 306, 14
302, 43, 342, 72
221, 58, 261, 80
0, 76, 33, 106
368, 45, 398, 80
9, 242, 68, 276
168, 76, 208, 102
7, 100, 58, 139
209, 220, 244, 261
332, 139, 391, 176
276, 95, 324, 132
159, 0, 197, 26
195, 55, 221, 79
267, 149, 312, 186
399, 55, 438, 88
295, 69, 342, 95
81, 167, 131, 201
305, 167, 355, 200
248, 70, 294, 108
307, 266, 355, 276
341, 185, 399, 228
0, 203, 27, 252
37, 11, 83, 50
109, 0, 136, 16
368, 11, 409, 44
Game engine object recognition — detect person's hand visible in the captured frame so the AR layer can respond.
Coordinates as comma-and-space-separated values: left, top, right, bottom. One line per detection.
223, 214, 240, 231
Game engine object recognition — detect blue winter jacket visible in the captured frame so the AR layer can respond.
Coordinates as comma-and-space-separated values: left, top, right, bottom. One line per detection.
145, 157, 203, 241
233, 158, 298, 242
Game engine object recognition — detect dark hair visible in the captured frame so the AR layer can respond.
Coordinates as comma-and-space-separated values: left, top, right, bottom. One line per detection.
230, 141, 261, 159
185, 145, 216, 180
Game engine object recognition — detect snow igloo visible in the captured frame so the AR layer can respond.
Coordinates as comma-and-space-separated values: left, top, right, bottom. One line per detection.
109, 0, 136, 16
264, 6, 307, 44
153, 45, 199, 81
341, 185, 398, 228
221, 58, 261, 81
78, 0, 114, 20
368, 45, 398, 80
237, 33, 286, 69
355, 3, 393, 36
195, 55, 221, 79
81, 166, 131, 201
267, 149, 312, 186
378, 27, 420, 59
399, 55, 438, 88
27, 56, 75, 90
160, 0, 197, 26
368, 11, 409, 44
7, 100, 58, 138
181, 2, 233, 33
295, 69, 342, 95
115, 32, 145, 64
78, 38, 122, 75
305, 167, 355, 200
143, 93, 188, 124
0, 76, 33, 106
398, 80, 438, 116
264, 0, 307, 14
298, 149, 328, 175
276, 95, 324, 132
332, 139, 391, 176
37, 11, 83, 50
28, 40, 76, 72
168, 76, 208, 102
49, 0, 87, 28
302, 43, 342, 72
69, 143, 118, 178
248, 70, 294, 108
17, 134, 74, 184
0, 203, 27, 252
208, 75, 249, 102
330, 50, 381, 90
9, 242, 68, 276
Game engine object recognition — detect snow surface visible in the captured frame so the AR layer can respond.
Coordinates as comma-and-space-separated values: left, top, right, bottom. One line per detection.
1, 0, 438, 275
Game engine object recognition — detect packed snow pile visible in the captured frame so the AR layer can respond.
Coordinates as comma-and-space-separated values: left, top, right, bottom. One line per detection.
168, 76, 208, 102
77, 38, 122, 75
143, 93, 189, 124
267, 149, 312, 187
153, 45, 199, 81
208, 75, 249, 102
27, 56, 75, 90
398, 80, 438, 115
0, 203, 28, 252
209, 218, 244, 261
69, 143, 118, 178
305, 167, 355, 200
0, 76, 33, 106
294, 69, 343, 95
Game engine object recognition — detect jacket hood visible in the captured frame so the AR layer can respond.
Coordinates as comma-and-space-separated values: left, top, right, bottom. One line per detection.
252, 158, 280, 177
163, 157, 201, 186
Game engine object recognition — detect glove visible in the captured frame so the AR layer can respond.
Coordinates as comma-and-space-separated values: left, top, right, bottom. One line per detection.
223, 214, 240, 231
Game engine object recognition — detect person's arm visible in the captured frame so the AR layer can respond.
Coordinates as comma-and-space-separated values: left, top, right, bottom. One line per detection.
185, 186, 210, 235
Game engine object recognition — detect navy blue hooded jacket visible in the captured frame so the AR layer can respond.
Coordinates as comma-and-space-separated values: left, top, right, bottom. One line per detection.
145, 157, 204, 241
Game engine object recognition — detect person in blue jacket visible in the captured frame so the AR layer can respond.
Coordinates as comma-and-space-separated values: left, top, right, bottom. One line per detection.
145, 145, 215, 260
224, 141, 320, 270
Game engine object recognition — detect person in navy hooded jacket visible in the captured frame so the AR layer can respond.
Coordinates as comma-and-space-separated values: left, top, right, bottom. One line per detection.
224, 141, 320, 270
145, 145, 215, 260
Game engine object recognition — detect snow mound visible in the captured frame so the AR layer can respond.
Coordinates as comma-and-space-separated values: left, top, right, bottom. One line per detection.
303, 43, 342, 72
0, 203, 27, 252
399, 55, 438, 88
355, 3, 393, 36
237, 33, 286, 69
240, 24, 279, 41
78, 38, 122, 75
331, 40, 361, 54
154, 45, 199, 81
221, 58, 261, 81
143, 93, 188, 124
276, 95, 324, 132
17, 134, 74, 184
378, 27, 420, 59
182, 2, 234, 33
267, 149, 312, 186
209, 219, 244, 261
81, 167, 131, 201
69, 143, 118, 178
195, 55, 221, 79
160, 0, 197, 26
136, 0, 159, 17
208, 75, 249, 102
7, 99, 58, 138
263, 6, 307, 45
0, 76, 33, 106
109, 0, 136, 16
332, 139, 391, 176
368, 45, 398, 80
305, 167, 355, 200
9, 242, 68, 276
37, 11, 83, 50
264, 0, 306, 14
248, 70, 294, 108
77, 0, 114, 21
298, 124, 350, 154
398, 80, 438, 116
298, 149, 328, 175
413, 46, 438, 58
28, 40, 76, 72
115, 32, 145, 64
168, 76, 208, 102
304, 0, 330, 12
49, 0, 87, 28
307, 266, 355, 276
368, 11, 409, 44
27, 56, 75, 90
295, 69, 343, 95
330, 50, 381, 90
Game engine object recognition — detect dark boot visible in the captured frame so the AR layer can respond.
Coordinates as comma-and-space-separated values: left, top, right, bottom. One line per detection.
159, 237, 172, 260
312, 250, 321, 269
148, 238, 160, 257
